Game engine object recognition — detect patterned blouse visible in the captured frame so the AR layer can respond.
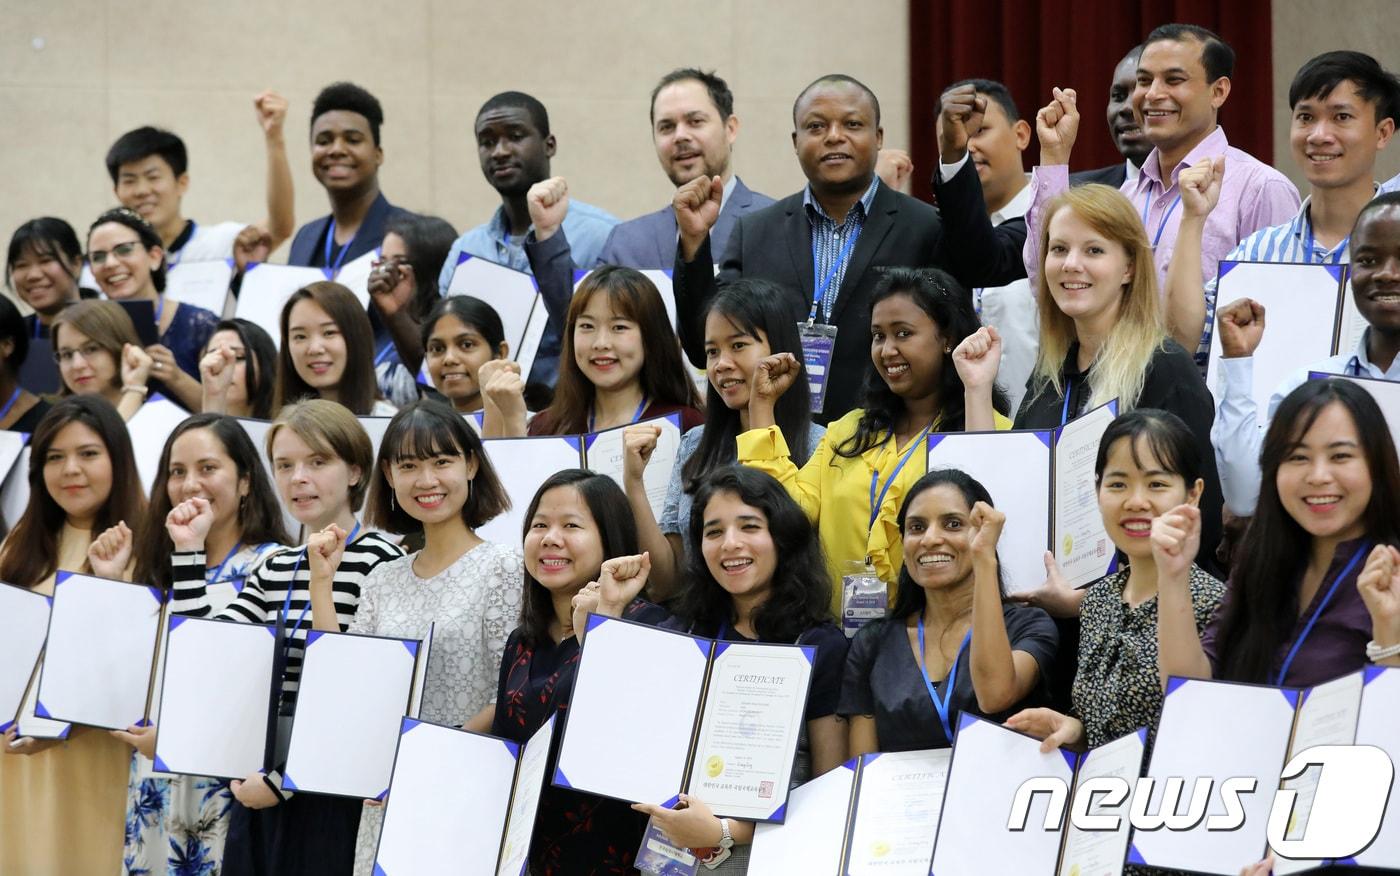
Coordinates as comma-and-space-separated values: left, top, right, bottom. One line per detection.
1072, 564, 1225, 750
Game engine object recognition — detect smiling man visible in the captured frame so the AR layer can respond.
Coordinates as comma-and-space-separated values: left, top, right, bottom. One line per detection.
671, 73, 1021, 422
1023, 23, 1300, 356
1071, 46, 1151, 188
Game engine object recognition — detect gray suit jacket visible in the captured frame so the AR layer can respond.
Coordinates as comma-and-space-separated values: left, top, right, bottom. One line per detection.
597, 176, 772, 268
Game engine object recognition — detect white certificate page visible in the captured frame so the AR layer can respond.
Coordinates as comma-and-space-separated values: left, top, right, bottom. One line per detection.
685, 641, 814, 821
553, 617, 709, 807
1053, 400, 1118, 588
166, 259, 235, 317
845, 748, 951, 876
1058, 728, 1145, 876
496, 715, 555, 876
583, 414, 682, 521
476, 436, 582, 546
234, 264, 338, 350
927, 430, 1052, 593
1354, 668, 1400, 869
0, 583, 51, 732
445, 254, 540, 362
37, 573, 163, 730
750, 762, 856, 874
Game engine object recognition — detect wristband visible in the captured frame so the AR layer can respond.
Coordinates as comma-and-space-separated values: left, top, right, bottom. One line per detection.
122, 384, 149, 398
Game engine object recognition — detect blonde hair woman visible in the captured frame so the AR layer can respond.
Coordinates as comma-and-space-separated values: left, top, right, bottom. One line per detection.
1012, 183, 1225, 598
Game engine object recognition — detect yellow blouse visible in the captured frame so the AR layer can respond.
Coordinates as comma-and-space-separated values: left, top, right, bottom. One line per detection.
738, 408, 1011, 613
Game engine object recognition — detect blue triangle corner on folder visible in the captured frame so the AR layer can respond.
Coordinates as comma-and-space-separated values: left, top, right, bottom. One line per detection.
1280, 688, 1301, 710
135, 717, 151, 728
768, 802, 787, 822
927, 433, 945, 451
401, 639, 418, 659
957, 711, 978, 732
373, 864, 389, 876
572, 268, 589, 284
1364, 665, 1387, 685
1127, 844, 1147, 865
1324, 263, 1345, 283
1136, 727, 1148, 744
168, 615, 187, 632
1035, 431, 1053, 450
1217, 260, 1240, 279
375, 787, 389, 801
281, 774, 298, 791
564, 434, 583, 453
456, 251, 473, 266
554, 768, 572, 790
34, 701, 51, 719
305, 630, 323, 647
585, 613, 609, 633
517, 862, 527, 876
1059, 748, 1077, 771
55, 570, 72, 586
1164, 676, 1189, 697
153, 755, 170, 773
661, 793, 682, 810
399, 717, 421, 735
502, 739, 520, 759
147, 585, 165, 605
0, 719, 13, 734
694, 637, 713, 659
712, 641, 731, 659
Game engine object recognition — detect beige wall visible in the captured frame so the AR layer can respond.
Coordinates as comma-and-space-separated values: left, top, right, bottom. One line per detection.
1271, 0, 1400, 191
0, 0, 910, 265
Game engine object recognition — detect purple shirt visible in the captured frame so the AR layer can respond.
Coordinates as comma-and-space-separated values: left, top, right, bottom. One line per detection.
1201, 538, 1376, 687
1023, 126, 1301, 292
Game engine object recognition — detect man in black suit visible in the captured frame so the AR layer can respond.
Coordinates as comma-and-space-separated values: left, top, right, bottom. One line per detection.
1070, 46, 1152, 187
672, 74, 1023, 422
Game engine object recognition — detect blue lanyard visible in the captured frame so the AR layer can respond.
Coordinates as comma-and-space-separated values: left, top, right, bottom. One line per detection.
917, 618, 972, 743
374, 340, 396, 367
809, 227, 861, 323
868, 425, 933, 532
207, 542, 243, 586
0, 387, 22, 421
153, 295, 165, 332
1346, 356, 1364, 377
1275, 541, 1370, 685
588, 397, 648, 433
280, 522, 360, 635
32, 318, 42, 340
323, 220, 356, 276
1141, 193, 1182, 250
1060, 378, 1074, 426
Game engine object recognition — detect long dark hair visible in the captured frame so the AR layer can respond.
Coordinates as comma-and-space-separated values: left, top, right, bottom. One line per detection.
539, 266, 700, 434
204, 318, 279, 420
87, 207, 167, 293
682, 280, 811, 492
888, 469, 1007, 620
136, 414, 292, 589
1215, 379, 1400, 682
274, 281, 382, 415
518, 469, 640, 648
680, 466, 832, 642
384, 213, 458, 322
364, 399, 510, 535
835, 267, 1004, 458
0, 396, 147, 587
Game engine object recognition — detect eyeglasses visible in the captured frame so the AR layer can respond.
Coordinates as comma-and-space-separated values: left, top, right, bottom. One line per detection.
88, 241, 143, 266
53, 342, 106, 364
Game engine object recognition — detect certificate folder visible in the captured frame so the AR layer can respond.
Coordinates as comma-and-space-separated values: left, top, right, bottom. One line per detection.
0, 581, 53, 735
445, 254, 549, 379
151, 616, 278, 780
926, 399, 1119, 591
749, 748, 952, 875
1206, 262, 1351, 425
930, 715, 1145, 876
373, 715, 555, 876
1132, 672, 1399, 874
554, 614, 815, 822
34, 571, 165, 730
280, 628, 428, 800
476, 414, 682, 545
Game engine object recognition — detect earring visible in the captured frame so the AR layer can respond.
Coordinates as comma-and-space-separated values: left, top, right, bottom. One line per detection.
389, 490, 396, 510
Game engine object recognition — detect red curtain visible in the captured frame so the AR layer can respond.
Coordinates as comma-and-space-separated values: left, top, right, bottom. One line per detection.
908, 0, 1274, 201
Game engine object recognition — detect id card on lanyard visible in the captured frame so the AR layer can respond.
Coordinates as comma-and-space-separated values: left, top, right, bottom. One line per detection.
798, 226, 861, 414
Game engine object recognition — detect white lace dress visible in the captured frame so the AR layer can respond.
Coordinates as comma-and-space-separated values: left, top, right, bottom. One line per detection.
349, 540, 524, 875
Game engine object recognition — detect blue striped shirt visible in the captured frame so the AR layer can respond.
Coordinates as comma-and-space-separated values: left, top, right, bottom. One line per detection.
803, 176, 880, 322
1199, 198, 1352, 362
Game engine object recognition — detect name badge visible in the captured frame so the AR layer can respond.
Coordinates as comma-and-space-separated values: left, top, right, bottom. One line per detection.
798, 322, 838, 414
841, 561, 887, 638
635, 817, 701, 876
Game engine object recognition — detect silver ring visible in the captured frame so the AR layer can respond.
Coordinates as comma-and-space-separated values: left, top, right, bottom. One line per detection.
154, 363, 162, 371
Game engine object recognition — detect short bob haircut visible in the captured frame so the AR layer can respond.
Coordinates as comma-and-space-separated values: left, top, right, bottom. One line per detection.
365, 399, 510, 534
681, 465, 833, 643
265, 398, 375, 511
136, 413, 293, 590
203, 318, 279, 420
87, 207, 167, 293
6, 217, 84, 294
537, 265, 700, 434
51, 300, 144, 396
889, 468, 1007, 620
0, 395, 146, 588
517, 469, 639, 648
274, 281, 382, 415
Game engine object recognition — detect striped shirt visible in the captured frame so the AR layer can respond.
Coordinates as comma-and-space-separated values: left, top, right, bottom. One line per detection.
170, 531, 404, 711
802, 176, 880, 322
1200, 197, 1355, 362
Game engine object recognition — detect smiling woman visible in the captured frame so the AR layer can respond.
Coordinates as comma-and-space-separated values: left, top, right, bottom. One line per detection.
5, 217, 86, 337
275, 281, 395, 416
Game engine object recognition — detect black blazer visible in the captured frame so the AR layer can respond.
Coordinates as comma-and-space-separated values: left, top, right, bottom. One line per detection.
1069, 162, 1129, 189
673, 163, 1024, 422
287, 191, 411, 268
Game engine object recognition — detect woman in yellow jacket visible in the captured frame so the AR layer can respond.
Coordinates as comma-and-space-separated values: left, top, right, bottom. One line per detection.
739, 267, 1012, 615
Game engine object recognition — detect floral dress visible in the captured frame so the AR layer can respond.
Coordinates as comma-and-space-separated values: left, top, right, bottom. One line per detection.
121, 542, 283, 876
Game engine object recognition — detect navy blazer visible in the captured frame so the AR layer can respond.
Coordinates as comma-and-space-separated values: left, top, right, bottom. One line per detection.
673, 161, 1024, 423
1069, 162, 1130, 189
287, 191, 411, 268
598, 176, 772, 268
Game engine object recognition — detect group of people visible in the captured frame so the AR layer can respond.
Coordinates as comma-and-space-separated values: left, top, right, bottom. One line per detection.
1, 19, 1399, 876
